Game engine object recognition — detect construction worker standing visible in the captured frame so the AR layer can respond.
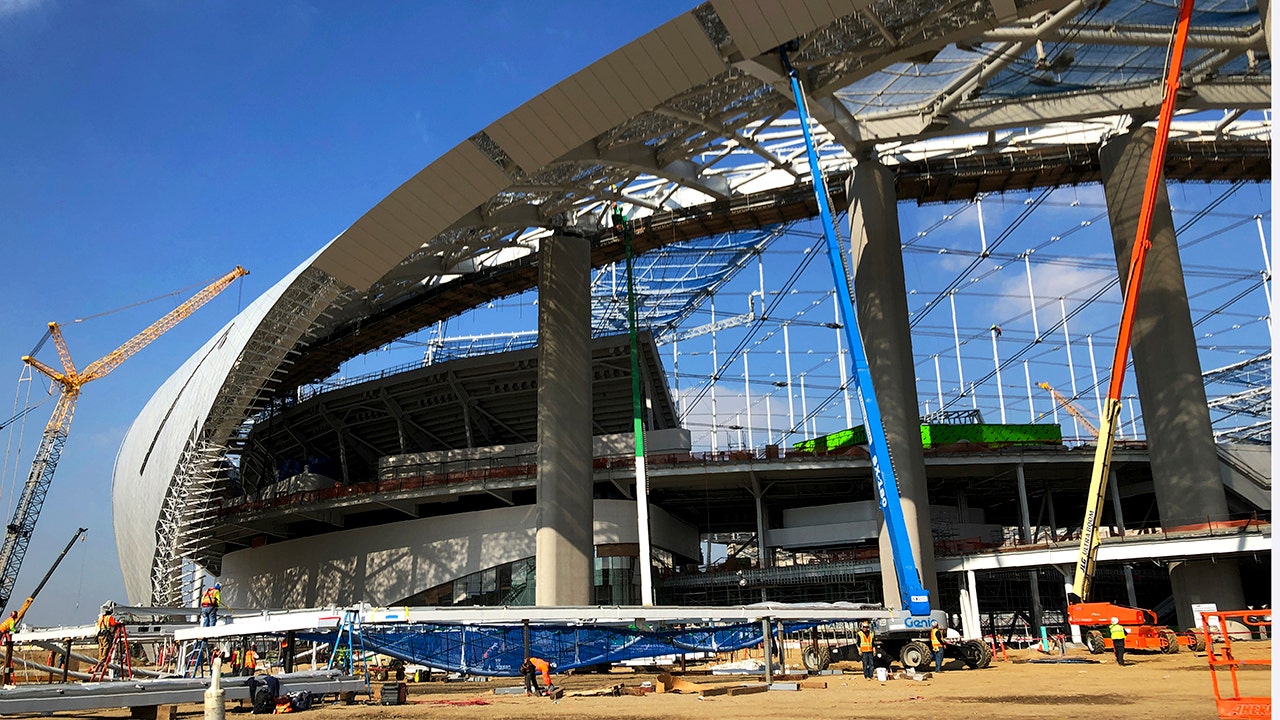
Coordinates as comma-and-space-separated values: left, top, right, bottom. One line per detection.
97, 607, 120, 661
0, 611, 18, 643
200, 583, 222, 627
929, 620, 946, 673
243, 644, 259, 676
857, 621, 876, 679
1108, 617, 1129, 667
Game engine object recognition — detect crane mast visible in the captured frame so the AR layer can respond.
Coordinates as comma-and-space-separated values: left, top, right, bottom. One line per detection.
0, 266, 247, 614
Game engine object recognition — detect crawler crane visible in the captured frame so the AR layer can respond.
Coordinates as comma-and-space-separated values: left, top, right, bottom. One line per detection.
0, 266, 247, 614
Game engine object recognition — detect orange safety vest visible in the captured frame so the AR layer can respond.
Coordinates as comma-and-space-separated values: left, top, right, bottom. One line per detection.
529, 657, 552, 683
243, 649, 258, 670
201, 588, 220, 608
97, 615, 119, 633
930, 627, 944, 650
0, 616, 16, 635
857, 630, 875, 653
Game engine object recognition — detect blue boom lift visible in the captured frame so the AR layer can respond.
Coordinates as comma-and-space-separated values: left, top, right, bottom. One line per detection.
781, 45, 992, 672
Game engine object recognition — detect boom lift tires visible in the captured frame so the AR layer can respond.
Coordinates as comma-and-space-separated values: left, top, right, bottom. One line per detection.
1086, 631, 1107, 654
956, 639, 993, 669
801, 646, 833, 672
899, 641, 930, 670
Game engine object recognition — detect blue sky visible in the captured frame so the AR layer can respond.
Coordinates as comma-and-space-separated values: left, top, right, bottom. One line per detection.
0, 0, 696, 626
0, 1, 1270, 627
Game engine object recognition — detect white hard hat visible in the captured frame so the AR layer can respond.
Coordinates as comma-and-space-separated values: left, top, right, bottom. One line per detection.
1110, 617, 1119, 624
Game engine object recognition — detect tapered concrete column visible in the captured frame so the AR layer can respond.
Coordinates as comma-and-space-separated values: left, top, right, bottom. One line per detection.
535, 232, 594, 606
1259, 0, 1271, 57
847, 156, 938, 607
1099, 127, 1245, 625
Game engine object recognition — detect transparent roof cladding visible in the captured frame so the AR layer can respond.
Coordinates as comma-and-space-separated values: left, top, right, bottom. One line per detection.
835, 0, 1268, 117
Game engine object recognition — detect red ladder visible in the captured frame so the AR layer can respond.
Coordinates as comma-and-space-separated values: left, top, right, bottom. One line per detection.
90, 625, 132, 682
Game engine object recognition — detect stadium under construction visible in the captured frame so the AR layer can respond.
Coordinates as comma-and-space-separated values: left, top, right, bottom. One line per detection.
36, 0, 1265, 686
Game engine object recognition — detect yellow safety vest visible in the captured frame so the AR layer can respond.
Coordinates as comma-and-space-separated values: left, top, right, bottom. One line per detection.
930, 627, 944, 650
1109, 623, 1126, 640
857, 630, 875, 652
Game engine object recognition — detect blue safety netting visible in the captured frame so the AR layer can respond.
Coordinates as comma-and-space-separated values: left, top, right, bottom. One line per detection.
298, 621, 816, 677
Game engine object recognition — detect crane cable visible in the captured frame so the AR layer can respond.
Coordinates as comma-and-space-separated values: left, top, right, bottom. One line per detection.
65, 272, 233, 325
0, 365, 39, 526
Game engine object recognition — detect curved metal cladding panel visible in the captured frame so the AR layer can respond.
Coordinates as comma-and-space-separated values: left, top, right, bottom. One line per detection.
111, 248, 329, 603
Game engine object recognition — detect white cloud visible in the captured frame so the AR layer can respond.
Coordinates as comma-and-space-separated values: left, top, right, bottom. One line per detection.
990, 260, 1115, 322
0, 0, 45, 17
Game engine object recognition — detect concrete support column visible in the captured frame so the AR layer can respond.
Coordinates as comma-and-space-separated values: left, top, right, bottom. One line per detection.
752, 476, 770, 602
847, 156, 938, 608
535, 232, 594, 606
1259, 0, 1271, 57
964, 570, 981, 640
1099, 127, 1245, 625
1109, 471, 1139, 606
1015, 464, 1032, 544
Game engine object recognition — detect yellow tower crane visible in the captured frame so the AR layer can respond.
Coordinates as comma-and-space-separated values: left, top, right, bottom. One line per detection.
1037, 382, 1100, 439
0, 266, 248, 614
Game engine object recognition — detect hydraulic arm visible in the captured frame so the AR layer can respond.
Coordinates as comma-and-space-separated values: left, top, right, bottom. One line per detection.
781, 46, 930, 616
1072, 0, 1195, 604
0, 266, 247, 614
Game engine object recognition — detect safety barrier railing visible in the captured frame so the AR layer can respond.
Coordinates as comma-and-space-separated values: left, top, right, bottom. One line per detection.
1202, 609, 1270, 718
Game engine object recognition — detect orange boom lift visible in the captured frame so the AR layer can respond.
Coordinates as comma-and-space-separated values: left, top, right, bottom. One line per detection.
1065, 0, 1205, 652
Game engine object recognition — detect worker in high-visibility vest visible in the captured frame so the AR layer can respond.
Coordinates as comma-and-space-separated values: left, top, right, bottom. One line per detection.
97, 608, 121, 660
519, 657, 554, 696
0, 611, 18, 643
1108, 617, 1129, 667
929, 620, 947, 673
200, 583, 222, 627
857, 621, 876, 679
243, 644, 259, 676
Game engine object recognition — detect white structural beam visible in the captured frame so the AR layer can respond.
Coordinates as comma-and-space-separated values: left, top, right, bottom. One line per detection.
850, 78, 1272, 143
936, 530, 1271, 573
981, 25, 1266, 48
169, 603, 896, 641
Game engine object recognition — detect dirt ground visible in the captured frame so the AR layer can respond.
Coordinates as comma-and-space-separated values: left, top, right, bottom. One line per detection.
43, 640, 1273, 720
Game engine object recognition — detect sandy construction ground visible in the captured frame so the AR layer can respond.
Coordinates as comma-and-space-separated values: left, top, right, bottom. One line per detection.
38, 640, 1272, 720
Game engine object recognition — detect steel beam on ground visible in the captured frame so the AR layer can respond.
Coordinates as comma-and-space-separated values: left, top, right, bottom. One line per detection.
0, 671, 362, 715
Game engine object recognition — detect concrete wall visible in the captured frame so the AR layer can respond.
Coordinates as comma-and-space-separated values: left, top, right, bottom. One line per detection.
769, 500, 999, 550
219, 499, 697, 609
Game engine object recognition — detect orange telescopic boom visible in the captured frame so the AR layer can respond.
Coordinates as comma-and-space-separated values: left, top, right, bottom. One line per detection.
1070, 0, 1196, 605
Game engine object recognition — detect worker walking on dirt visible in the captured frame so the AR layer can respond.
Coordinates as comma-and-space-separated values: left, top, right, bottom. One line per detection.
520, 656, 554, 696
857, 621, 876, 679
199, 582, 222, 627
1108, 617, 1129, 667
929, 620, 946, 673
